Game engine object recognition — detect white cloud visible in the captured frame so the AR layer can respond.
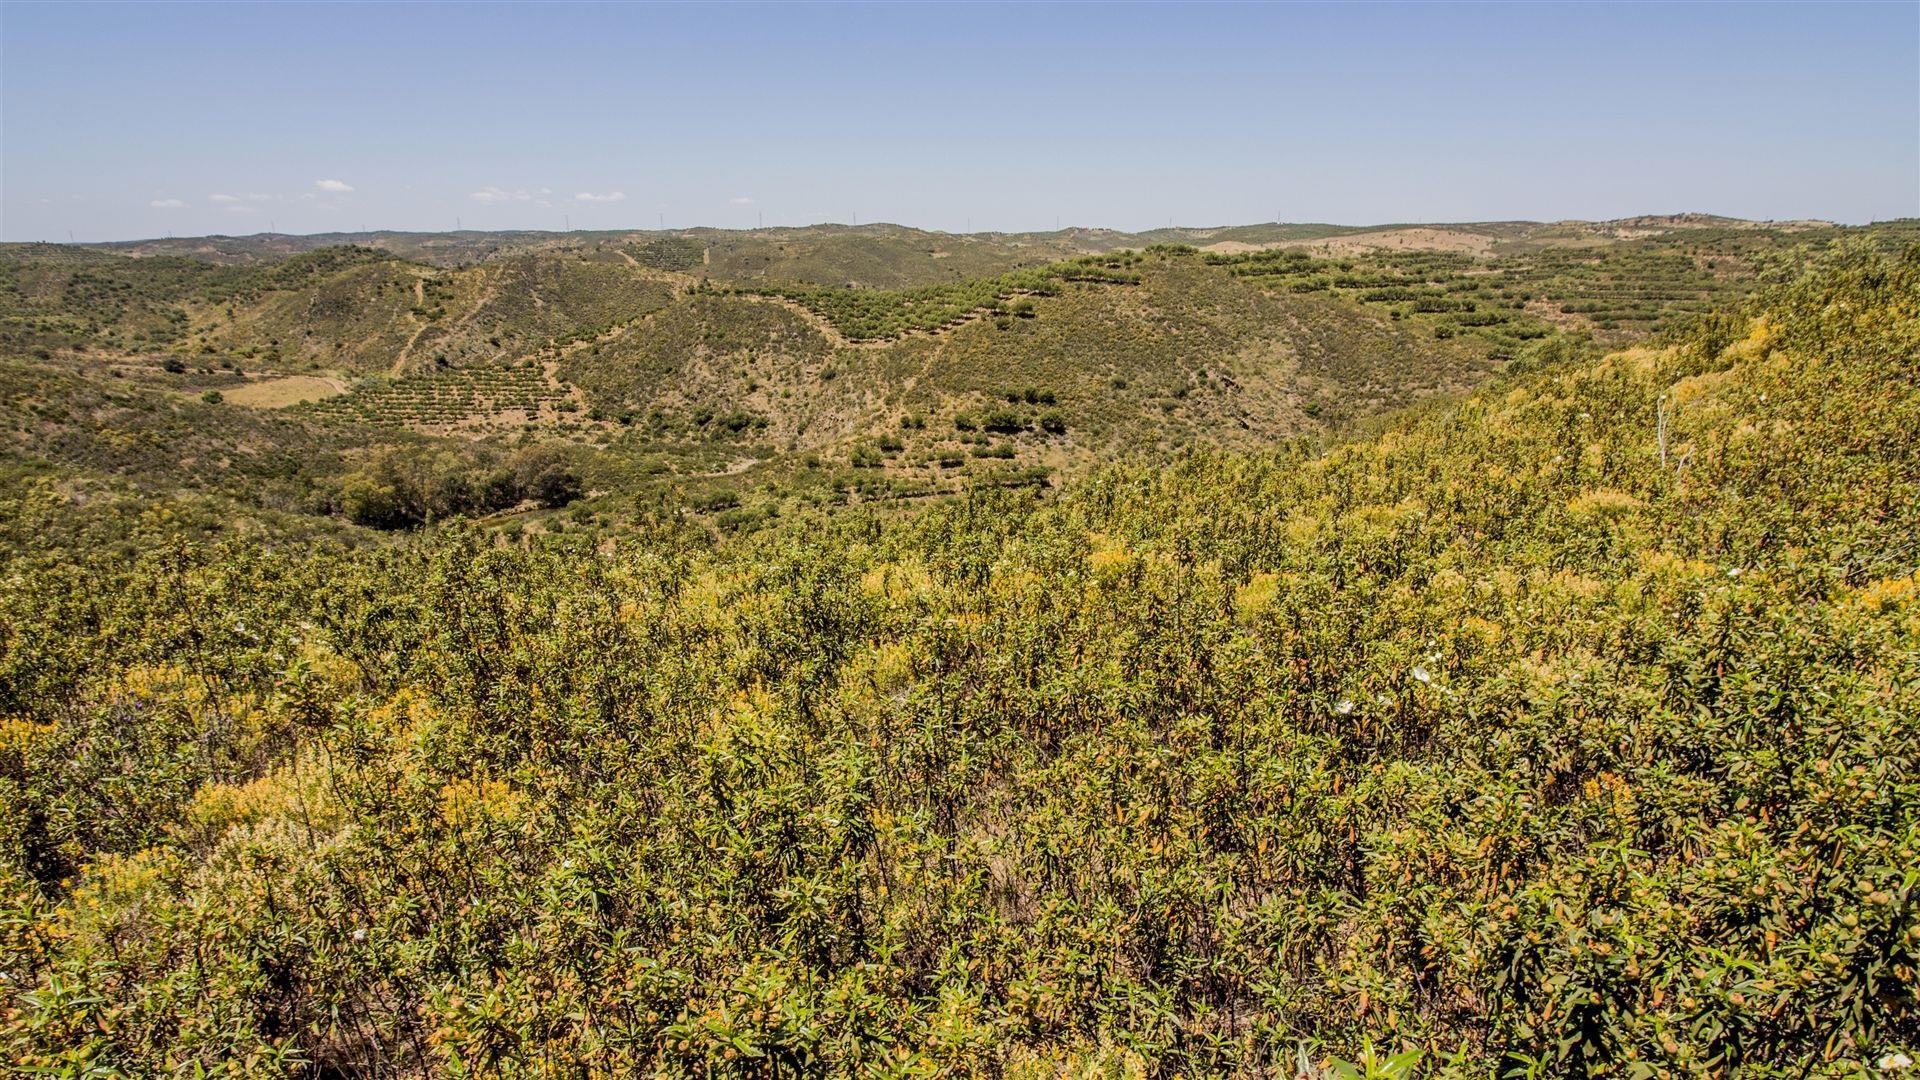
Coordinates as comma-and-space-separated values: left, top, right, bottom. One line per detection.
150, 198, 187, 209
209, 193, 242, 204
315, 179, 354, 193
574, 191, 626, 204
729, 196, 754, 206
470, 185, 532, 205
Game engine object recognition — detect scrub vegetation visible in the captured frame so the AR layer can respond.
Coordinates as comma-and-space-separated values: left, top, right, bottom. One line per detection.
0, 219, 1916, 1075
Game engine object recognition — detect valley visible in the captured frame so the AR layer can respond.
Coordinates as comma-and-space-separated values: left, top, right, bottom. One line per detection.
3, 215, 1907, 540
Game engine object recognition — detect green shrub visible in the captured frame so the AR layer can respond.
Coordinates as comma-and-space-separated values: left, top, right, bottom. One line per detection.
981, 408, 1024, 434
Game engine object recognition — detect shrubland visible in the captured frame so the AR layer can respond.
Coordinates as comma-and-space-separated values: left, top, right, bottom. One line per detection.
2, 246, 1915, 1076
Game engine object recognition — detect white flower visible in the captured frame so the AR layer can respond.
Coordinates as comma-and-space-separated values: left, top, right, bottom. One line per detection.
1727, 567, 1742, 577
1334, 699, 1355, 716
1879, 1052, 1912, 1070
1411, 666, 1432, 685
351, 928, 367, 942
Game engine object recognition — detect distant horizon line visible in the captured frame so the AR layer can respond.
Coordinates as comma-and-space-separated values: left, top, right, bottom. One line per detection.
16, 211, 1905, 247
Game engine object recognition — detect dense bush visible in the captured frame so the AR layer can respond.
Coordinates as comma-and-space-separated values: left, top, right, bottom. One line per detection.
335, 442, 581, 528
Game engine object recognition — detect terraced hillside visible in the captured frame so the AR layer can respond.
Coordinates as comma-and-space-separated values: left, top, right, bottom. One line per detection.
300, 362, 575, 431
1204, 223, 1918, 346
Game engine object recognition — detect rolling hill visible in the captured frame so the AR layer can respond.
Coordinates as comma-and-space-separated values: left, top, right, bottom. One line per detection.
0, 216, 1910, 538
3, 241, 1915, 1076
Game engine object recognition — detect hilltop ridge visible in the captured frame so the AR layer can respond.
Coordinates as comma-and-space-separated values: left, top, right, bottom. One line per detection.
71, 212, 1872, 268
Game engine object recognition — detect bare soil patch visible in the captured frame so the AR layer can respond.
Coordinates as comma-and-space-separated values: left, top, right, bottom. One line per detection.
1306, 228, 1495, 256
223, 375, 346, 408
1207, 228, 1494, 257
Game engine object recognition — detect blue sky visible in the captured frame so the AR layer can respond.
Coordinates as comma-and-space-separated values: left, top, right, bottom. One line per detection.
3, 2, 1914, 241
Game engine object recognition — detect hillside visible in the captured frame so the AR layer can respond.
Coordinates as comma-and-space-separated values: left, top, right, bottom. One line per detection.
3, 217, 1911, 539
3, 246, 1915, 1076
560, 251, 1489, 451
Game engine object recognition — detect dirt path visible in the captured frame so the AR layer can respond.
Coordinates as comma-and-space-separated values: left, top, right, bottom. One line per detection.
448, 272, 499, 335
392, 275, 437, 375
395, 270, 498, 377
745, 295, 899, 350
393, 322, 432, 376
613, 253, 698, 299
700, 457, 760, 477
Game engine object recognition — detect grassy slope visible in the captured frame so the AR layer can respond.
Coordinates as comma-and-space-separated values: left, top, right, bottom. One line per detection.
0, 245, 216, 353
190, 256, 433, 373
399, 252, 680, 368
559, 255, 1487, 463
185, 250, 681, 376
559, 291, 836, 436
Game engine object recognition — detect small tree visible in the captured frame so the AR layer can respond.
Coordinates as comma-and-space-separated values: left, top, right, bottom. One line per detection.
338, 470, 405, 529
512, 444, 582, 509
982, 409, 1024, 434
